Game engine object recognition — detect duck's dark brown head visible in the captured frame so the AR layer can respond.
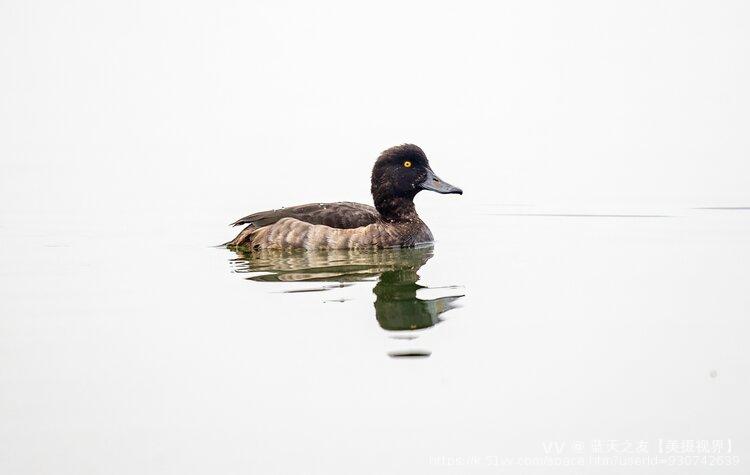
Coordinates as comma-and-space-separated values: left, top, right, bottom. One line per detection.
371, 144, 462, 221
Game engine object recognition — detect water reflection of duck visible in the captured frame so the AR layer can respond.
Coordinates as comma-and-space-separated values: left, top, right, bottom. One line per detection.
229, 245, 463, 332
372, 267, 461, 331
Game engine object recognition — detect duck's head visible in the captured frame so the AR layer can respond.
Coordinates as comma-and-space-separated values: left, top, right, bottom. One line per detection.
371, 144, 462, 220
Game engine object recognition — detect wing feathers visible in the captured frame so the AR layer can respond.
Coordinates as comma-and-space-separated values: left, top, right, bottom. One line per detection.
230, 202, 379, 229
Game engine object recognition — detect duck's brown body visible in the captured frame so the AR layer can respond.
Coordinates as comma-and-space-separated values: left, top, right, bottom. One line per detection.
226, 144, 461, 251
226, 202, 433, 250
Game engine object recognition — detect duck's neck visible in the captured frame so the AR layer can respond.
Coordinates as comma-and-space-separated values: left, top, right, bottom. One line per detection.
374, 196, 420, 223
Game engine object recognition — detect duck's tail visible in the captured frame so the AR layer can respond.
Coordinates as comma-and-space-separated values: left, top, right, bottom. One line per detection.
223, 224, 258, 247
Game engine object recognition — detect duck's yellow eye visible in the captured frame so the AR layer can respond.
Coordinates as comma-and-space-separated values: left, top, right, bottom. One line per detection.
403, 161, 412, 168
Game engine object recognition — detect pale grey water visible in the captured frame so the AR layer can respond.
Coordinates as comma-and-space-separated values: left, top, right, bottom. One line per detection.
1, 205, 749, 474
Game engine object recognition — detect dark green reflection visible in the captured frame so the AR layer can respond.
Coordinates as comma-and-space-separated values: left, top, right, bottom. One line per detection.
229, 245, 463, 331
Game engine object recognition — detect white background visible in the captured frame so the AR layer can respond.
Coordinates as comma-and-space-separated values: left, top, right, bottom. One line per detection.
2, 0, 749, 223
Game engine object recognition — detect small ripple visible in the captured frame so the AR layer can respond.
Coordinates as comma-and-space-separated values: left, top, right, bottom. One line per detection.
388, 350, 431, 358
695, 207, 750, 211
486, 213, 673, 218
278, 283, 352, 293
389, 334, 419, 340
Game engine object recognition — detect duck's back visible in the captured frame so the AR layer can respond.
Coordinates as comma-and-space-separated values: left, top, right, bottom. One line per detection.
230, 202, 379, 229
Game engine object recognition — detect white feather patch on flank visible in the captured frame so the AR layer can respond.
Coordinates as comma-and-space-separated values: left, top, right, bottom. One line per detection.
335, 229, 348, 249
304, 224, 320, 250
328, 229, 339, 249
324, 231, 333, 249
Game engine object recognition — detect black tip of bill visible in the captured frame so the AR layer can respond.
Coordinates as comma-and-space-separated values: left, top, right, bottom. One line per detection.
420, 168, 463, 195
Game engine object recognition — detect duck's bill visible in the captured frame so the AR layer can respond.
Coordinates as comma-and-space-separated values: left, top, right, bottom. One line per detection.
420, 168, 463, 195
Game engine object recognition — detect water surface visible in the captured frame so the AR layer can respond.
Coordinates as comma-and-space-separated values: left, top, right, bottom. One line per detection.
1, 205, 749, 474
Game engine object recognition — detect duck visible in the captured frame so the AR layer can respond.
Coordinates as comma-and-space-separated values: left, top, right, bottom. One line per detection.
226, 144, 462, 250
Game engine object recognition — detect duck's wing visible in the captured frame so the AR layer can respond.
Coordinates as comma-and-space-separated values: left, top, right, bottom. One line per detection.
230, 201, 379, 229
